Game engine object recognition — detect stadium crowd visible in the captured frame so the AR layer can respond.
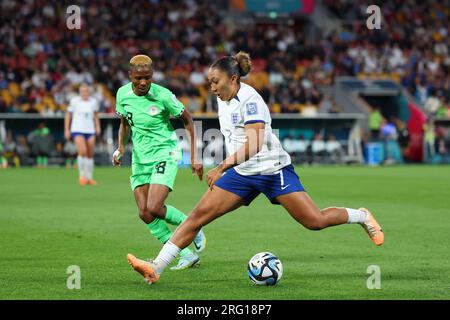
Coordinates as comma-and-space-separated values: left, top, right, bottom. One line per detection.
0, 0, 329, 116
1, 0, 450, 166
324, 0, 450, 117
1, 0, 449, 115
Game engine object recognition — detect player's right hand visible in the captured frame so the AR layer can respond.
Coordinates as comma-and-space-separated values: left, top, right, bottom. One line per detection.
191, 163, 203, 181
112, 149, 123, 167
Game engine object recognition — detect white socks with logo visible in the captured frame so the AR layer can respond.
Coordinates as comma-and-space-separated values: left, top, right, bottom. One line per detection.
346, 208, 368, 224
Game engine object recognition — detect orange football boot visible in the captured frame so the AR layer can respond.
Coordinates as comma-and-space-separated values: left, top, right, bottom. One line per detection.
359, 208, 384, 246
127, 254, 160, 285
87, 179, 97, 185
79, 177, 88, 185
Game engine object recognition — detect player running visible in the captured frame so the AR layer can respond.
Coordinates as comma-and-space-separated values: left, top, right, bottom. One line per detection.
127, 52, 384, 284
64, 83, 101, 185
113, 55, 206, 271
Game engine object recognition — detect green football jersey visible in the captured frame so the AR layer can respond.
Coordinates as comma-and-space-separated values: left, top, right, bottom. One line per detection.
116, 82, 184, 164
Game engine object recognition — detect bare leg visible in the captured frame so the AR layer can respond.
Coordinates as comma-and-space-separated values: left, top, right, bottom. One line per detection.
275, 191, 348, 230
133, 184, 156, 224
85, 136, 96, 181
74, 135, 88, 180
86, 136, 96, 158
73, 135, 88, 157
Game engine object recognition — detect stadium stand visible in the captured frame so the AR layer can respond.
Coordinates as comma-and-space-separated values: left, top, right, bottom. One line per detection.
0, 0, 449, 166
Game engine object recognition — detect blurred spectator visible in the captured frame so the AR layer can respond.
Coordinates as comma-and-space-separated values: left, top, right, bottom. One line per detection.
311, 133, 326, 162
28, 122, 53, 167
2, 131, 19, 168
63, 140, 78, 168
320, 99, 341, 114
368, 106, 384, 141
435, 126, 450, 159
435, 95, 450, 118
394, 118, 410, 160
325, 135, 344, 163
380, 121, 397, 141
15, 134, 31, 167
424, 90, 443, 115
302, 101, 318, 116
381, 119, 403, 164
94, 137, 112, 167
282, 134, 310, 163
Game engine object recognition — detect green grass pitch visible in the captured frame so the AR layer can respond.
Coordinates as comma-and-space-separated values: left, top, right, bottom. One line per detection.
1, 165, 449, 300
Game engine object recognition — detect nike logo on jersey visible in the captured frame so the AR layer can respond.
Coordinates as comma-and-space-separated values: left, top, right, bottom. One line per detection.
281, 184, 290, 190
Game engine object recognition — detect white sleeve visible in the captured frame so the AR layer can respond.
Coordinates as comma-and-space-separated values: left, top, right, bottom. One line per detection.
243, 95, 267, 125
67, 97, 76, 113
92, 98, 100, 112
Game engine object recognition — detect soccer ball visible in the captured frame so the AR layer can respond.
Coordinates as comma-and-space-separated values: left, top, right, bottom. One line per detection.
247, 252, 283, 286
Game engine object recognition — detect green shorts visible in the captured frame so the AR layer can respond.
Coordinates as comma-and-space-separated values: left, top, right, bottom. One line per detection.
130, 159, 179, 191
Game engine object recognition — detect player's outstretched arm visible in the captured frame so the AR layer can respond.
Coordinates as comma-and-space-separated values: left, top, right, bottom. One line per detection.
179, 109, 203, 181
206, 122, 265, 188
112, 117, 130, 166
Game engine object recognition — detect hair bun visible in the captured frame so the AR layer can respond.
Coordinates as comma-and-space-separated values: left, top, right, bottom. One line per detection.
234, 51, 252, 77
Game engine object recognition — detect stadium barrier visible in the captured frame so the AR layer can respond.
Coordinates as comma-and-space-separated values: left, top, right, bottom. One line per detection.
0, 113, 365, 167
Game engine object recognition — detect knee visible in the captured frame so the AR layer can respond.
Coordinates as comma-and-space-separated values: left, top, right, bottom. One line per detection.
78, 150, 88, 157
146, 203, 164, 218
137, 202, 163, 223
138, 207, 152, 224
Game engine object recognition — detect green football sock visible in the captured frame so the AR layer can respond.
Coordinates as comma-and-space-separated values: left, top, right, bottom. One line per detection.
147, 217, 191, 257
147, 218, 172, 244
165, 205, 188, 226
37, 156, 43, 166
179, 247, 192, 257
42, 157, 48, 166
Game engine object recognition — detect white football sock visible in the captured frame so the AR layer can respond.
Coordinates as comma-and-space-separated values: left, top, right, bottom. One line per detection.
77, 156, 86, 178
346, 208, 367, 224
85, 158, 94, 180
154, 241, 181, 274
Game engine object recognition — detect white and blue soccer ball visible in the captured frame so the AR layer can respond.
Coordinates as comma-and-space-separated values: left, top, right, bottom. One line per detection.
247, 252, 283, 286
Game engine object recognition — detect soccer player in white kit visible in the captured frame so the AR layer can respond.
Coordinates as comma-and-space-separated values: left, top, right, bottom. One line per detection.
127, 52, 385, 284
64, 83, 101, 185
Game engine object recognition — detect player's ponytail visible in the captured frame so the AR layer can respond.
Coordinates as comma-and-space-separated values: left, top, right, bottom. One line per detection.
234, 51, 252, 77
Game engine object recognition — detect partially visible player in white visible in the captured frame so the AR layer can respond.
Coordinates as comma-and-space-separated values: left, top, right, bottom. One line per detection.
64, 83, 101, 185
127, 52, 384, 285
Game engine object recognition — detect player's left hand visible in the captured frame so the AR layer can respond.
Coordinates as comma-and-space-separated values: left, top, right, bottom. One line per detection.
191, 162, 203, 181
96, 128, 101, 137
206, 166, 223, 189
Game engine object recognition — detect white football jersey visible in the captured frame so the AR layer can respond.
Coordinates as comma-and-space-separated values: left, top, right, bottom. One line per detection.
217, 82, 291, 175
68, 96, 99, 133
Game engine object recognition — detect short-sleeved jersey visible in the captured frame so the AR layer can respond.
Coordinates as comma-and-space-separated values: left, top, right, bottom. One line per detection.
68, 96, 99, 133
116, 82, 184, 164
217, 82, 291, 175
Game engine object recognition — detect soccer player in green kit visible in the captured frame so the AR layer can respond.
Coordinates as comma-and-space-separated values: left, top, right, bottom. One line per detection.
112, 55, 205, 271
